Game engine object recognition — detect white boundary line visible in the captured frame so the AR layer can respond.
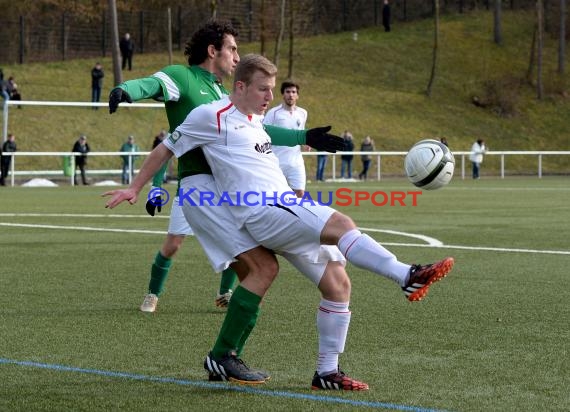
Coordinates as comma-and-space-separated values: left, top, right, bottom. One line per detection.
1, 215, 569, 256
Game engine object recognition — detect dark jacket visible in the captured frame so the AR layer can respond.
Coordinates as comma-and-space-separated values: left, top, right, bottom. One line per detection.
120, 38, 134, 57
72, 140, 90, 166
91, 67, 104, 89
341, 139, 355, 161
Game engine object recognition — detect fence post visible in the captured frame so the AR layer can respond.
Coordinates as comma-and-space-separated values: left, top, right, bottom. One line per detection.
2, 101, 8, 143
538, 154, 543, 178
500, 154, 505, 178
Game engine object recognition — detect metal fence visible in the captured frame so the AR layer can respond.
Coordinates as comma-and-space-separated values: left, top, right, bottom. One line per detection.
0, 0, 541, 64
2, 150, 568, 187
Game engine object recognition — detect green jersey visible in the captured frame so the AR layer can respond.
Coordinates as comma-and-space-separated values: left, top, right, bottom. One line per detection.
118, 64, 307, 185
119, 65, 227, 183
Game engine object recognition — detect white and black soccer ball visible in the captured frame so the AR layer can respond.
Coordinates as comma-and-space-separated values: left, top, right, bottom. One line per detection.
404, 139, 455, 190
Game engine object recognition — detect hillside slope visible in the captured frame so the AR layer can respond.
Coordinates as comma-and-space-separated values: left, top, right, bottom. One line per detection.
1, 9, 568, 172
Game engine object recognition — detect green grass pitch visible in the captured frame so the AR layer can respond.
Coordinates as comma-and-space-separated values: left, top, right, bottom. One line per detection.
0, 177, 568, 412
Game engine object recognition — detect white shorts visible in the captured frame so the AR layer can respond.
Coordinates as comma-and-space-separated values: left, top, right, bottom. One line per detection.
167, 197, 194, 236
179, 174, 258, 273
179, 174, 344, 284
280, 163, 306, 191
244, 202, 346, 284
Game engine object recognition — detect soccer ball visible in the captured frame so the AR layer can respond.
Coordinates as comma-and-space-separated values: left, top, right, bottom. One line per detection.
404, 139, 455, 190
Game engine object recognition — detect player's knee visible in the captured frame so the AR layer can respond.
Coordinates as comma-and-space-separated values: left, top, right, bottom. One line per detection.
321, 212, 356, 244
318, 263, 351, 301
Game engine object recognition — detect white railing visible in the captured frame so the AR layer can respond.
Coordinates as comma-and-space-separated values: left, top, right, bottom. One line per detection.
2, 150, 568, 187
2, 100, 164, 143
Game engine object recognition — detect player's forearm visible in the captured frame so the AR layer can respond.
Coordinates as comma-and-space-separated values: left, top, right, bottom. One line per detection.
119, 77, 163, 101
265, 124, 306, 146
129, 144, 173, 193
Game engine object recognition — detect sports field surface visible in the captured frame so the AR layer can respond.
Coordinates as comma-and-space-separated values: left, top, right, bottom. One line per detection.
1, 177, 568, 411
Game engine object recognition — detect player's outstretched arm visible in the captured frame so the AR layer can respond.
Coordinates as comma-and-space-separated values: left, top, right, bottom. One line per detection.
265, 124, 346, 152
102, 144, 174, 208
108, 77, 164, 114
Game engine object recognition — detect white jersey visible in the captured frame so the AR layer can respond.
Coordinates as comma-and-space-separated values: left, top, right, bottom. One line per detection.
263, 104, 307, 167
164, 96, 295, 227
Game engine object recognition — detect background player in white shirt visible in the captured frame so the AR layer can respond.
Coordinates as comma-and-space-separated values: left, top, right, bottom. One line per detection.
263, 80, 308, 197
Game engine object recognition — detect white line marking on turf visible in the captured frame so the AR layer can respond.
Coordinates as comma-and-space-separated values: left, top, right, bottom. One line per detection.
360, 227, 443, 246
0, 222, 166, 235
0, 213, 169, 219
1, 219, 568, 256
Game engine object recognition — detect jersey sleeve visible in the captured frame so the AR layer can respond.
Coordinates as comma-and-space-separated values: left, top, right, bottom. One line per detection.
119, 77, 163, 101
163, 106, 218, 157
264, 124, 307, 147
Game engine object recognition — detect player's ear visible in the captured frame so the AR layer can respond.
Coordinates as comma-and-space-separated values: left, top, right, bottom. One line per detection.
207, 44, 217, 59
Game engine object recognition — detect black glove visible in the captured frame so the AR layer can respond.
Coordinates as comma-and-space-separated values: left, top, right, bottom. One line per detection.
145, 186, 162, 216
305, 126, 346, 153
109, 88, 132, 114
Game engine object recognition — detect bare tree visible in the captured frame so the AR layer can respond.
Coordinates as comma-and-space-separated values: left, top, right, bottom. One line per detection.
259, 0, 266, 56
426, 0, 440, 96
273, 0, 286, 66
108, 0, 122, 86
494, 0, 503, 44
287, 0, 295, 78
167, 7, 173, 65
559, 0, 566, 74
526, 25, 537, 83
537, 0, 544, 99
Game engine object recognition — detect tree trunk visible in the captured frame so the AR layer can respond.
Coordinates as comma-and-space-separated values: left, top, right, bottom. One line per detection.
426, 0, 439, 97
494, 0, 503, 45
260, 0, 266, 56
287, 1, 294, 78
559, 0, 566, 74
526, 25, 537, 84
537, 0, 544, 99
108, 0, 122, 86
273, 0, 286, 66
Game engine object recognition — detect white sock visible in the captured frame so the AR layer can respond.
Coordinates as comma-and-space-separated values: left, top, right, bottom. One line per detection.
316, 299, 351, 376
338, 229, 411, 286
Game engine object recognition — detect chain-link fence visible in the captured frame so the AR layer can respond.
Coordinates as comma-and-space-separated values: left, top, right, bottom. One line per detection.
0, 0, 542, 65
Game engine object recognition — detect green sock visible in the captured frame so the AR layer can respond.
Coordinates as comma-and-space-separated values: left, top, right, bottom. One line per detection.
148, 251, 172, 296
236, 307, 259, 357
219, 267, 238, 294
212, 286, 261, 359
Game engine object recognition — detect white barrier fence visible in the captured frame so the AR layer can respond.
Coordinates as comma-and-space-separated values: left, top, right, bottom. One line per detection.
1, 150, 569, 187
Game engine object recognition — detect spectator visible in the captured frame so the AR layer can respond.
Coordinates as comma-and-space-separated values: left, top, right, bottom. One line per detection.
72, 135, 91, 185
340, 130, 354, 179
1, 134, 17, 186
6, 76, 21, 108
152, 129, 167, 149
316, 153, 327, 182
120, 135, 139, 184
469, 138, 487, 179
120, 33, 135, 71
440, 137, 449, 147
0, 69, 9, 102
91, 62, 104, 109
358, 135, 375, 180
382, 0, 391, 32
